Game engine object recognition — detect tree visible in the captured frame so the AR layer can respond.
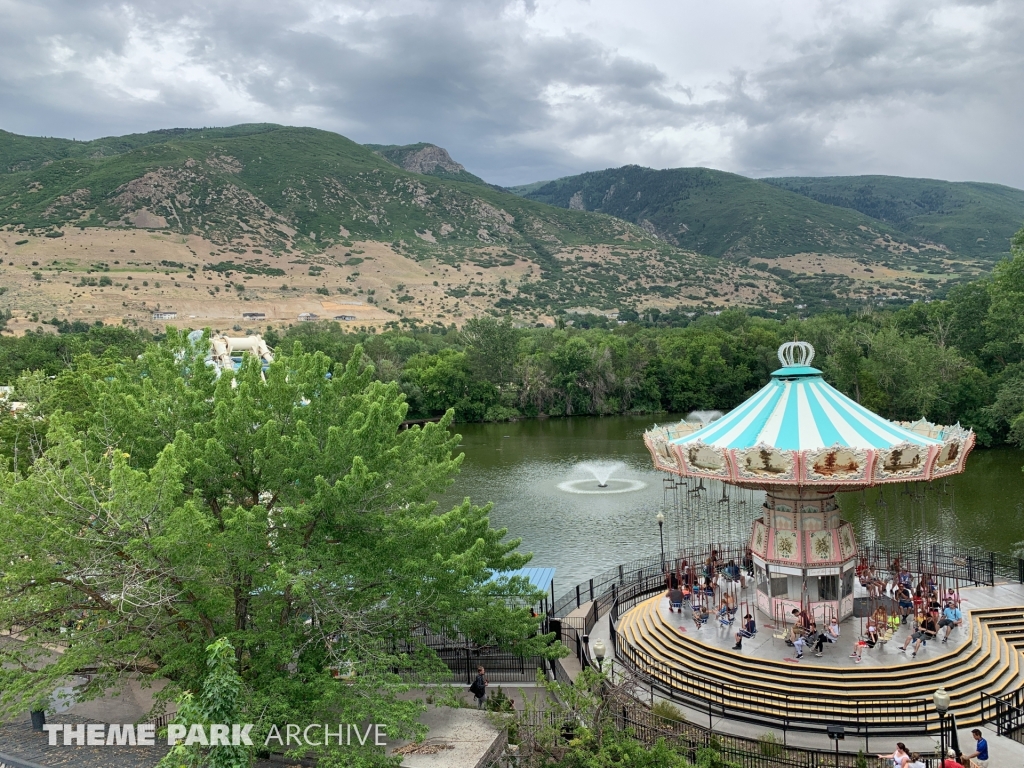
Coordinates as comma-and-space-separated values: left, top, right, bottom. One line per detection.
0, 333, 552, 767
462, 316, 522, 386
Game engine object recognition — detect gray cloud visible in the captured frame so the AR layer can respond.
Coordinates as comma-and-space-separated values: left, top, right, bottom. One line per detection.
0, 0, 1021, 187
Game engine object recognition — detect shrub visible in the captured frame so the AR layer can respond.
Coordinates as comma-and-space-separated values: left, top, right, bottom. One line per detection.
14, 239, 28, 245
98, 276, 113, 286
45, 231, 64, 238
758, 732, 783, 758
651, 700, 686, 724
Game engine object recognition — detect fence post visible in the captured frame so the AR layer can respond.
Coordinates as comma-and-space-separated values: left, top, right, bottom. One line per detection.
466, 648, 472, 685
1018, 558, 1024, 584
619, 564, 624, 584
590, 578, 594, 602
989, 551, 995, 586
576, 584, 581, 608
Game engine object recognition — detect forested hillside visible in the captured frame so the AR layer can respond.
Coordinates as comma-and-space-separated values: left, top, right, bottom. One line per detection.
0, 125, 779, 321
512, 165, 911, 260
4, 228, 1023, 460
764, 175, 1024, 261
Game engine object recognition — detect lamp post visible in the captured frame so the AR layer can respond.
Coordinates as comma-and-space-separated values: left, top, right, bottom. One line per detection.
656, 512, 666, 572
933, 688, 950, 762
593, 639, 606, 673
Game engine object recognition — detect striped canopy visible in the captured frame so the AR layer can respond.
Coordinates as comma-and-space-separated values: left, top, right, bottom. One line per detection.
644, 342, 973, 486
672, 372, 944, 452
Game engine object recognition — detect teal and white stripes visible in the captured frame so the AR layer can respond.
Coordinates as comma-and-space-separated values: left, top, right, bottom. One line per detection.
672, 376, 944, 451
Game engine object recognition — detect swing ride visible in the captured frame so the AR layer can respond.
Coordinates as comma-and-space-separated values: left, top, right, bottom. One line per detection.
643, 341, 976, 624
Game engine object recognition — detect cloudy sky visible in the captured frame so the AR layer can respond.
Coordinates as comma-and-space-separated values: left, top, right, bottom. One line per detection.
1, 0, 1022, 187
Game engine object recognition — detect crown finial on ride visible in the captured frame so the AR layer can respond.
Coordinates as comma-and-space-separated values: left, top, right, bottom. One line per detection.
777, 341, 815, 368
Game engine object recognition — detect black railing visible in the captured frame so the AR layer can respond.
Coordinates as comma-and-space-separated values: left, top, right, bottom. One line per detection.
858, 543, 998, 587
981, 689, 1024, 744
615, 626, 934, 737
552, 541, 752, 617
418, 647, 549, 684
557, 539, 1024, 619
519, 704, 930, 768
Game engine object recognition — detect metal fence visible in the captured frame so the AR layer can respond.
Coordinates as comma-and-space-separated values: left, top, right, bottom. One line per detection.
614, 625, 933, 740
981, 689, 1024, 744
420, 647, 549, 684
552, 541, 751, 617
518, 702, 928, 768
859, 543, 998, 587
557, 539, 1024, 619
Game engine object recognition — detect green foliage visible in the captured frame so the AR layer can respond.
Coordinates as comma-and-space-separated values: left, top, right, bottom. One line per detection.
651, 700, 686, 723
485, 686, 515, 713
516, 167, 1024, 265
765, 175, 1024, 261
517, 166, 912, 260
757, 732, 782, 758
159, 638, 252, 768
206, 261, 285, 277
0, 335, 552, 767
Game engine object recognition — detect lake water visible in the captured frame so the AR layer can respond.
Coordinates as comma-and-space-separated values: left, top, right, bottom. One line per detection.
438, 415, 1024, 596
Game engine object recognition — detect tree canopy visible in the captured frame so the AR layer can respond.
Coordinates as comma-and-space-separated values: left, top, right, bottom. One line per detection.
0, 332, 551, 766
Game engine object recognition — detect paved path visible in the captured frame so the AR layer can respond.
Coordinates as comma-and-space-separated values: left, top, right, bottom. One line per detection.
0, 714, 167, 768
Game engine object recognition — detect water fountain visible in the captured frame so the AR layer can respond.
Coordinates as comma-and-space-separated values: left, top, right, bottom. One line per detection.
557, 461, 646, 495
578, 460, 624, 487
685, 409, 724, 424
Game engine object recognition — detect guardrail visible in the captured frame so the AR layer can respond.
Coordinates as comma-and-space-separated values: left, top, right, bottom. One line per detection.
614, 626, 933, 739
981, 689, 1024, 744
587, 553, 944, 743
555, 539, 1024, 619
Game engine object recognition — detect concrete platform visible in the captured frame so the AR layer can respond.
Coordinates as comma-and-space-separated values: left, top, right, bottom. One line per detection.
589, 578, 1024, 761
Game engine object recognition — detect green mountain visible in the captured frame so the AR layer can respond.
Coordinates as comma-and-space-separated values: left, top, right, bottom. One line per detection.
0, 125, 771, 314
510, 165, 917, 261
365, 142, 488, 186
762, 175, 1024, 261
511, 166, 1024, 268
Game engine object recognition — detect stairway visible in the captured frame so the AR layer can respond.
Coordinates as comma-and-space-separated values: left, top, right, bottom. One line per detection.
615, 596, 1024, 730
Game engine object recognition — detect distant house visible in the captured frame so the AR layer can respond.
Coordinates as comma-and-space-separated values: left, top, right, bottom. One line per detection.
242, 312, 266, 320
297, 312, 319, 322
334, 314, 356, 321
152, 311, 177, 320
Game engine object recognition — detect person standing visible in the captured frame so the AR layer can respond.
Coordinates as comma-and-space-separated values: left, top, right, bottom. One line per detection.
469, 666, 488, 709
941, 748, 961, 768
964, 728, 989, 767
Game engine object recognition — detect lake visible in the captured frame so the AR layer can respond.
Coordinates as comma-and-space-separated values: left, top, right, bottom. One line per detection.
438, 415, 1024, 596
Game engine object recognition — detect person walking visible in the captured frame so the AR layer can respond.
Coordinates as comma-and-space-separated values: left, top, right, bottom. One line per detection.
877, 742, 910, 768
469, 666, 488, 709
964, 728, 989, 766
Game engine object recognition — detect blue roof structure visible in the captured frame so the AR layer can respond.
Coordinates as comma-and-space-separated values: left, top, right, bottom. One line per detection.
490, 567, 555, 594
